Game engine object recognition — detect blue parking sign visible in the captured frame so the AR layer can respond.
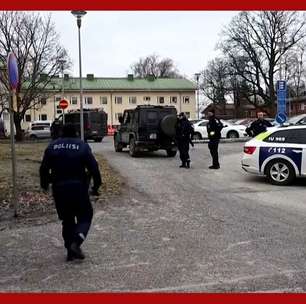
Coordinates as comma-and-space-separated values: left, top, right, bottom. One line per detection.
276, 80, 287, 124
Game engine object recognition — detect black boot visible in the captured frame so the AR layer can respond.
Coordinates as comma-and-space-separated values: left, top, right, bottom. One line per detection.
179, 162, 186, 168
186, 160, 190, 169
66, 249, 75, 262
70, 242, 85, 260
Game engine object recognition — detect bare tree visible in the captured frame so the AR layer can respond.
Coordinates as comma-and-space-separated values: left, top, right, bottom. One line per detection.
220, 11, 306, 115
131, 54, 181, 78
200, 58, 231, 107
0, 12, 71, 140
284, 43, 306, 97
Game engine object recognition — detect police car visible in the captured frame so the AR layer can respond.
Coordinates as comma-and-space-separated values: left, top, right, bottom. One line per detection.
242, 125, 306, 185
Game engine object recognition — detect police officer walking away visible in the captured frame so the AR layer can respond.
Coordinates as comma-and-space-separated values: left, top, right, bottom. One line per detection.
40, 124, 102, 262
207, 109, 223, 169
246, 112, 272, 137
175, 112, 194, 168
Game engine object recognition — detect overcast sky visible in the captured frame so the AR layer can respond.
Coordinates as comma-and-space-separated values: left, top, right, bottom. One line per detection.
47, 11, 238, 80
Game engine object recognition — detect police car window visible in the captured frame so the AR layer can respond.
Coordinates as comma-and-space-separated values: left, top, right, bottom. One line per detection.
289, 129, 306, 144
264, 129, 304, 144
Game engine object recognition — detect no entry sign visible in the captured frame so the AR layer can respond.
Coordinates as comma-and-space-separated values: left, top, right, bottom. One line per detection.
59, 99, 69, 110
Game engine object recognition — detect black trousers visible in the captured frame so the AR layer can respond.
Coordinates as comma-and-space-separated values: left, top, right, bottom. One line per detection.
178, 139, 190, 163
208, 139, 220, 167
53, 181, 93, 249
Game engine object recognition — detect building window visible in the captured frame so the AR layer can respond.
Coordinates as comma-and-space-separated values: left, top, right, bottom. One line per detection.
129, 96, 137, 104
158, 97, 165, 104
85, 97, 93, 105
170, 96, 177, 104
100, 96, 108, 105
115, 96, 122, 104
40, 114, 48, 121
57, 110, 62, 114
25, 114, 31, 122
144, 96, 151, 102
40, 97, 47, 105
183, 96, 190, 104
115, 113, 123, 120
55, 96, 61, 102
185, 112, 190, 119
70, 96, 78, 105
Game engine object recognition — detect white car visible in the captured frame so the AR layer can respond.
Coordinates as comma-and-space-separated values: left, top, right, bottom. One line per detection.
242, 125, 306, 185
192, 119, 247, 140
26, 122, 51, 139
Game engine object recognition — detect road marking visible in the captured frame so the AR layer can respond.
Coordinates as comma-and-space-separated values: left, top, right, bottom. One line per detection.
108, 262, 150, 270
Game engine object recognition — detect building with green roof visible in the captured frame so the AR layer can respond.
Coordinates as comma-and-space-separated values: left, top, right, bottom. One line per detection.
25, 74, 196, 126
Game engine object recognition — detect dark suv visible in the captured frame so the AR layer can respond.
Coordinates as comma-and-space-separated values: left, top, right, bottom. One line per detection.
58, 109, 108, 142
114, 105, 178, 157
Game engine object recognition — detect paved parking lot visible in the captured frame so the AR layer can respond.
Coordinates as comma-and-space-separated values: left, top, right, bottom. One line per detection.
1, 137, 306, 291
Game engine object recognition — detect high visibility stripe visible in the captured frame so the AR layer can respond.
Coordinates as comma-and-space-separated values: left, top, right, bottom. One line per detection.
255, 131, 271, 141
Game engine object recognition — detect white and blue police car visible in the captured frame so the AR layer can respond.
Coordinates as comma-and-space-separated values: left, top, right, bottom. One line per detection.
242, 125, 306, 185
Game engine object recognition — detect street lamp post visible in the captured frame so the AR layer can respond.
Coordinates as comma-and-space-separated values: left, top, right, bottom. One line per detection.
195, 73, 201, 120
58, 59, 66, 124
71, 10, 87, 141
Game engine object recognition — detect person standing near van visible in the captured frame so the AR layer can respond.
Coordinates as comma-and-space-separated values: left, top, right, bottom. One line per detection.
175, 112, 194, 168
40, 124, 102, 262
207, 109, 223, 169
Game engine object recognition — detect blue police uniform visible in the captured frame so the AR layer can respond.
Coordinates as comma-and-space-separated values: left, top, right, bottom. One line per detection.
40, 137, 101, 256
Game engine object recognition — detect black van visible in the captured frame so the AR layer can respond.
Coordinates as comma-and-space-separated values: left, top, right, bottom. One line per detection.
58, 109, 108, 142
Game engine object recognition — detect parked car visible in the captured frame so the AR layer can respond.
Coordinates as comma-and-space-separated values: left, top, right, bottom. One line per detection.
287, 114, 306, 125
58, 109, 108, 142
242, 125, 306, 185
26, 123, 51, 139
192, 119, 247, 139
114, 105, 178, 157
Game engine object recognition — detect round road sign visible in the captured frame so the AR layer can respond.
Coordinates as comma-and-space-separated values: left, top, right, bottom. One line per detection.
275, 112, 287, 124
7, 52, 19, 90
59, 99, 69, 110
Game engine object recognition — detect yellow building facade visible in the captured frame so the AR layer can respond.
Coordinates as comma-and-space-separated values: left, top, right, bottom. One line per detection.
24, 75, 196, 127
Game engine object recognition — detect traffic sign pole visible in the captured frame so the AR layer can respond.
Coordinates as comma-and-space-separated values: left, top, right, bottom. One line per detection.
9, 91, 17, 217
7, 52, 19, 218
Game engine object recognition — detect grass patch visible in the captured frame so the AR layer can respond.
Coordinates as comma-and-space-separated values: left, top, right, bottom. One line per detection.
0, 141, 122, 221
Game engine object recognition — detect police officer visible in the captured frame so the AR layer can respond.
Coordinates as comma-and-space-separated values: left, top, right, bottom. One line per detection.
207, 109, 223, 169
175, 112, 193, 169
246, 112, 272, 137
40, 124, 102, 262
50, 118, 62, 140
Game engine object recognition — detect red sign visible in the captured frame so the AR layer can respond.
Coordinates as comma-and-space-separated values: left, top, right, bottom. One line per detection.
59, 99, 69, 110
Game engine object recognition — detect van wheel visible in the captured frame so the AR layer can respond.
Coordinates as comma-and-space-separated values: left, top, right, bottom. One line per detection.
114, 138, 123, 152
166, 149, 177, 157
265, 159, 295, 186
129, 137, 138, 157
30, 134, 38, 140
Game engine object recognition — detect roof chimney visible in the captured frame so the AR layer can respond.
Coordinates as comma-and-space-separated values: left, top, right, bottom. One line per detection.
127, 74, 134, 81
87, 74, 94, 80
64, 74, 69, 80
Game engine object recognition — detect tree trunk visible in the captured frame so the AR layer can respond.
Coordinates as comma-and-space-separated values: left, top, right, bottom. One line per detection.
14, 112, 23, 142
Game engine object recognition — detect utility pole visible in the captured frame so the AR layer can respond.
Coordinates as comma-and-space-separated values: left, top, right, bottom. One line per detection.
195, 73, 201, 119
